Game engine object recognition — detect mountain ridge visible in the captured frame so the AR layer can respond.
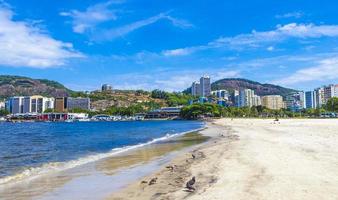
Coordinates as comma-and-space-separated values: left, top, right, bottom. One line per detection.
185, 78, 297, 97
0, 75, 73, 98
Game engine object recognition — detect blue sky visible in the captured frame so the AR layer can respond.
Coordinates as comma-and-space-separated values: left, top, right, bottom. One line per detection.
1, 0, 338, 92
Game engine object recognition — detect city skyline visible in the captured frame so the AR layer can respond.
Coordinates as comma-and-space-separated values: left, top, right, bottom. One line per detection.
1, 1, 338, 91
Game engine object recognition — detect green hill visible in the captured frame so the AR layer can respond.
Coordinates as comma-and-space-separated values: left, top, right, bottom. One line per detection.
0, 75, 73, 98
184, 78, 297, 97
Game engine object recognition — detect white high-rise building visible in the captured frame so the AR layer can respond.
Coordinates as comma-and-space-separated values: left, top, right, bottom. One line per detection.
314, 87, 325, 108
238, 89, 257, 107
211, 90, 229, 100
324, 85, 335, 103
7, 96, 54, 114
252, 95, 261, 107
200, 76, 211, 97
191, 81, 201, 96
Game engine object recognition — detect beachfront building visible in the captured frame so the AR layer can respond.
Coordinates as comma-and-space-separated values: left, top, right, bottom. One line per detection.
54, 97, 67, 112
6, 96, 24, 114
102, 84, 112, 92
211, 90, 229, 100
238, 89, 252, 107
285, 92, 305, 112
191, 75, 211, 97
145, 107, 182, 119
314, 87, 325, 108
324, 84, 336, 104
200, 75, 211, 97
6, 96, 54, 114
191, 81, 201, 96
238, 89, 261, 107
22, 95, 54, 113
261, 95, 284, 110
232, 90, 240, 107
67, 97, 90, 111
305, 91, 316, 109
252, 95, 261, 107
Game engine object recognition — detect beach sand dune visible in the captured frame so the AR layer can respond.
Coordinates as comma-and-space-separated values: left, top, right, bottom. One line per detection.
108, 119, 338, 200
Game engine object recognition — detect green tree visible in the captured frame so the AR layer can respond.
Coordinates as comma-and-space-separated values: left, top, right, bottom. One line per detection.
44, 108, 54, 113
325, 97, 338, 112
0, 109, 9, 116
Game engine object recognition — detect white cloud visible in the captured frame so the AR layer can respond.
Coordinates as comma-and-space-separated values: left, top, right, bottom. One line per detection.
273, 57, 338, 85
163, 23, 338, 56
267, 46, 275, 51
0, 6, 83, 68
275, 12, 304, 19
162, 48, 194, 56
60, 0, 123, 33
95, 13, 193, 41
165, 16, 194, 29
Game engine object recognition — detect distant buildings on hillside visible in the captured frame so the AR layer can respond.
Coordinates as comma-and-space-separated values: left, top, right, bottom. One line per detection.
191, 76, 211, 97
102, 84, 113, 92
189, 75, 337, 111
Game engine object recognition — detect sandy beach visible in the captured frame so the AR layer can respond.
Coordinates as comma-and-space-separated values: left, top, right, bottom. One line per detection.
107, 118, 338, 200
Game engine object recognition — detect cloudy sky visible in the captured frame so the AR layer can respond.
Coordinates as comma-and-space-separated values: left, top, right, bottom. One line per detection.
0, 0, 338, 91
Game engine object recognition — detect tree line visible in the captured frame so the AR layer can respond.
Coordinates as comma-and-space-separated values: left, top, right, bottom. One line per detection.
180, 97, 338, 120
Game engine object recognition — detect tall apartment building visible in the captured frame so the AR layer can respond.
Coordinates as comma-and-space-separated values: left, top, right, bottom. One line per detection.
191, 81, 201, 96
314, 87, 325, 108
67, 97, 90, 111
261, 95, 284, 110
238, 89, 260, 107
285, 92, 305, 112
335, 84, 338, 97
252, 95, 261, 107
200, 76, 211, 97
232, 90, 239, 107
211, 90, 229, 100
305, 91, 316, 109
323, 84, 335, 103
191, 76, 211, 97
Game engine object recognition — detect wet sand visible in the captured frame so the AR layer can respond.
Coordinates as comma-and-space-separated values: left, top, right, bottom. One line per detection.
0, 131, 209, 200
107, 118, 338, 200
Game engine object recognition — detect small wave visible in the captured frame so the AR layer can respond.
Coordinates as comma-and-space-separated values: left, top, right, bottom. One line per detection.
0, 127, 205, 186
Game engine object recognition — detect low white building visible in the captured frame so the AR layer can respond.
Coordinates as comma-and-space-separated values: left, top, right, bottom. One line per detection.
7, 95, 54, 114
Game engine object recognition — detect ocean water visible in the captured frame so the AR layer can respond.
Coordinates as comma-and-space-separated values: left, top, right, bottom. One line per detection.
0, 120, 204, 185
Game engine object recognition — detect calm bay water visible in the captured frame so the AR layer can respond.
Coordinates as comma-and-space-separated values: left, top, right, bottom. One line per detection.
0, 120, 204, 182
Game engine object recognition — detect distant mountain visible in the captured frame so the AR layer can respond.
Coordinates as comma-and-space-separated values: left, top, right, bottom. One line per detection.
0, 75, 73, 98
185, 78, 297, 97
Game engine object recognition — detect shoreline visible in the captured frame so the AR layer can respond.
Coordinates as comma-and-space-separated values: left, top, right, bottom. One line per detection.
106, 121, 229, 199
107, 118, 338, 200
0, 124, 208, 200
